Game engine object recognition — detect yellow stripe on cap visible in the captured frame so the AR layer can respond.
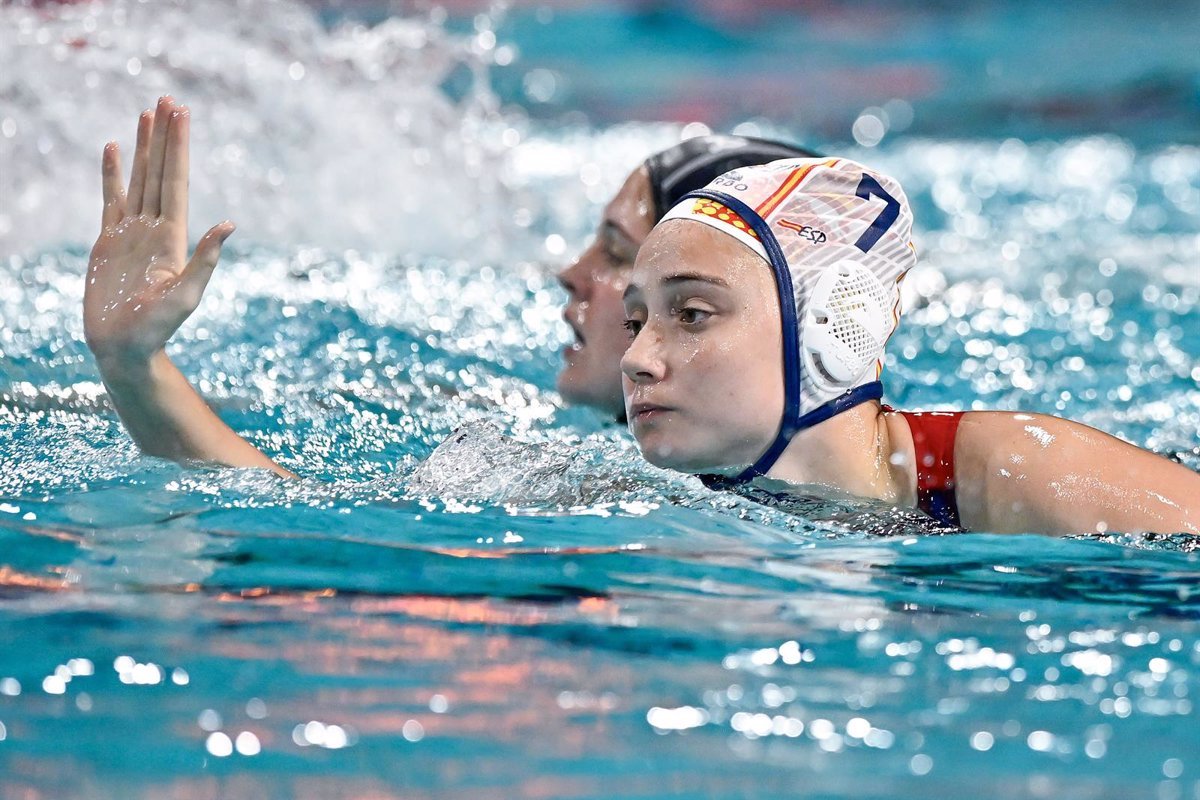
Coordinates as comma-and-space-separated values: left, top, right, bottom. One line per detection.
660, 196, 768, 260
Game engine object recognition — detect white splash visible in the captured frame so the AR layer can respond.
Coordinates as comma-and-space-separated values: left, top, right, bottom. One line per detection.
0, 0, 506, 257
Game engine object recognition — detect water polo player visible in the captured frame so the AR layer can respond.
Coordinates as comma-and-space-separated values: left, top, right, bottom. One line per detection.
621, 157, 1200, 535
82, 97, 813, 476
557, 134, 818, 418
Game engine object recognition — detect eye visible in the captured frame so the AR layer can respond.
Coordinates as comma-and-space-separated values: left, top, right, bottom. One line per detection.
622, 318, 643, 337
678, 307, 711, 326
604, 246, 632, 267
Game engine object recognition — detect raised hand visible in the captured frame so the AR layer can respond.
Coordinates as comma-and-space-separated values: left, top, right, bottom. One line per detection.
84, 96, 234, 365
82, 98, 292, 478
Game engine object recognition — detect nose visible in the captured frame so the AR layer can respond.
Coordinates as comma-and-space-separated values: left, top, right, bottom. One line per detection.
557, 243, 599, 299
620, 320, 666, 385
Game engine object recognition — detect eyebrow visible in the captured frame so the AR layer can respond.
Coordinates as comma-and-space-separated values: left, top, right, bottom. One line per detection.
601, 219, 638, 250
623, 272, 730, 301
662, 272, 731, 288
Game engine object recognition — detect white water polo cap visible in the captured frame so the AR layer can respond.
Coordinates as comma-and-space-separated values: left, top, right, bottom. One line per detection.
660, 157, 916, 480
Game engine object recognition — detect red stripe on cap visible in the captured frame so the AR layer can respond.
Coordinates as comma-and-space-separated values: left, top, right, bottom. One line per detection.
754, 158, 840, 220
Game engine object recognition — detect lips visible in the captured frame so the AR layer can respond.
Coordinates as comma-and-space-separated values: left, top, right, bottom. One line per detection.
563, 308, 586, 347
628, 401, 672, 421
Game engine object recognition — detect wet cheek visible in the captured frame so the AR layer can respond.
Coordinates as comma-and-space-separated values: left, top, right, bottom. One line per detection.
679, 341, 703, 365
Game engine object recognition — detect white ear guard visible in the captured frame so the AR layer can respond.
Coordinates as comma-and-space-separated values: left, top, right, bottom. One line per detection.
802, 260, 891, 390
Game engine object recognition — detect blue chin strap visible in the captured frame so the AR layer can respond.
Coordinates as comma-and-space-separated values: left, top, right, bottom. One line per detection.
683, 189, 884, 484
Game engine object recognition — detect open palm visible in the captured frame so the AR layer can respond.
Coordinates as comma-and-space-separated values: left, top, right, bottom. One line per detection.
84, 96, 233, 364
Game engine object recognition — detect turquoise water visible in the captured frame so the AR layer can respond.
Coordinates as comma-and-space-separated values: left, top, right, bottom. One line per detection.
3, 1, 1200, 798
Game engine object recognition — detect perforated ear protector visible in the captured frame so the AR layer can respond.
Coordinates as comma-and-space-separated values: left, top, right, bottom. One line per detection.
802, 260, 891, 390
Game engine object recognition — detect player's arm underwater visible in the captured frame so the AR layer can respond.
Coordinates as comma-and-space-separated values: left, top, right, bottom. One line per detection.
84, 96, 295, 479
951, 412, 1200, 536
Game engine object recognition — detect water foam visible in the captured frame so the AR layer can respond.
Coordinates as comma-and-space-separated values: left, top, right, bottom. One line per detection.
0, 0, 525, 256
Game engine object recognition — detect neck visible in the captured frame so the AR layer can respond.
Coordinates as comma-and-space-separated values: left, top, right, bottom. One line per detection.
758, 401, 915, 505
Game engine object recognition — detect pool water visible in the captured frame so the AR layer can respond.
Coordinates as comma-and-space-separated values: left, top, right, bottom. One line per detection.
2, 1, 1200, 798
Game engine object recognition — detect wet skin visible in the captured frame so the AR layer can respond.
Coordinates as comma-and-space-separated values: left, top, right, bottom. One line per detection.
620, 220, 785, 472
556, 167, 655, 419
84, 96, 292, 477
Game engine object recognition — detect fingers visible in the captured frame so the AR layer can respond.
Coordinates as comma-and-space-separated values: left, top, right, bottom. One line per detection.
126, 109, 154, 215
161, 107, 189, 223
141, 96, 175, 217
178, 221, 236, 303
101, 142, 127, 229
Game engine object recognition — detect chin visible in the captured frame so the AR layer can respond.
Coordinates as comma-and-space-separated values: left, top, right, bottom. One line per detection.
555, 369, 578, 400
637, 437, 718, 474
635, 423, 759, 474
557, 367, 623, 418
556, 358, 590, 399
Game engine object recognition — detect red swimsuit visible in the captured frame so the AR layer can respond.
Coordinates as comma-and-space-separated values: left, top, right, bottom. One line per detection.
889, 409, 964, 528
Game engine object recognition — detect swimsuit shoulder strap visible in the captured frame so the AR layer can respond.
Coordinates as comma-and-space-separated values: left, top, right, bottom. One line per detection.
887, 407, 965, 528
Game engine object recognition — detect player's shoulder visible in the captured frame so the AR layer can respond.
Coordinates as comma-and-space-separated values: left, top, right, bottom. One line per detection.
956, 410, 1088, 448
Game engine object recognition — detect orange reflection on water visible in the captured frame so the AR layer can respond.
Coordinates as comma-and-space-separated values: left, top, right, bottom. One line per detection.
194, 591, 636, 757
347, 594, 619, 626
0, 565, 72, 592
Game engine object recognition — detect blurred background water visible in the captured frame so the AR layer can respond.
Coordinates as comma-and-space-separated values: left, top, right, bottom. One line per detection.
1, 1, 1200, 798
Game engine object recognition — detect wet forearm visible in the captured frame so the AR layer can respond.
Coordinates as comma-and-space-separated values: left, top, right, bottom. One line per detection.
97, 350, 294, 478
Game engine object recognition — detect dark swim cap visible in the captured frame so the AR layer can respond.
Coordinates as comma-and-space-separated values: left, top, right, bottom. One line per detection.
645, 134, 821, 221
